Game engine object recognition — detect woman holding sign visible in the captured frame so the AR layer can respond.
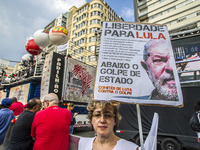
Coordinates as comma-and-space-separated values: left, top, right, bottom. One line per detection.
78, 100, 139, 150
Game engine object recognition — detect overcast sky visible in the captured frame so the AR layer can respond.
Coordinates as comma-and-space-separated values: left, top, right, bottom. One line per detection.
0, 0, 134, 66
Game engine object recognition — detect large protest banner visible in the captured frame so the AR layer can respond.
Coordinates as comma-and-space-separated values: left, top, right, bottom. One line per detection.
94, 21, 183, 106
63, 57, 96, 103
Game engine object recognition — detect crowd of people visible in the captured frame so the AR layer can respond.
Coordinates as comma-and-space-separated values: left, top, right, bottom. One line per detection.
0, 93, 142, 150
1, 92, 200, 150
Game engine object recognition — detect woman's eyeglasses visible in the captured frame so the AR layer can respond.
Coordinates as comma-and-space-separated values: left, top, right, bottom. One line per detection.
93, 112, 115, 119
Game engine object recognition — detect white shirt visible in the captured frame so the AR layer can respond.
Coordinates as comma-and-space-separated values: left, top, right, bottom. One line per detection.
78, 137, 138, 150
197, 112, 200, 138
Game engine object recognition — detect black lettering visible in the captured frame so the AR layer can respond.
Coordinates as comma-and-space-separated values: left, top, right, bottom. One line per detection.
104, 30, 111, 36
112, 30, 119, 37
136, 24, 142, 30
127, 31, 135, 38
132, 64, 139, 69
143, 25, 150, 31
150, 25, 157, 31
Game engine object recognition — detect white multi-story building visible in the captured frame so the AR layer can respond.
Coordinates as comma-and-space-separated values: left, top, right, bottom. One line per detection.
135, 0, 200, 34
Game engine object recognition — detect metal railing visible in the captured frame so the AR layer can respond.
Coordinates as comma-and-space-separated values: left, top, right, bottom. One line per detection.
176, 58, 200, 85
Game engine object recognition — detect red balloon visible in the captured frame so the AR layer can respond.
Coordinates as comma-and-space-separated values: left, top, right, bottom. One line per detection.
25, 39, 43, 55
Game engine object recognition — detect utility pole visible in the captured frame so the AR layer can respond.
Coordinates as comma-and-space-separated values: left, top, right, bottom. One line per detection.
133, 0, 139, 22
94, 30, 101, 58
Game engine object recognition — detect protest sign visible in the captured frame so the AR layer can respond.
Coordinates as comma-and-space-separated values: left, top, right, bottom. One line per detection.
94, 21, 183, 106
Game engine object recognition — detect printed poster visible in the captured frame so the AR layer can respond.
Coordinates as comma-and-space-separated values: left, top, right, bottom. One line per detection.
0, 90, 7, 101
63, 57, 96, 103
94, 21, 183, 106
9, 83, 30, 104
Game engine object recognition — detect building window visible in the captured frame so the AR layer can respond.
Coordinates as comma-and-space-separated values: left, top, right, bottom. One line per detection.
76, 29, 87, 37
75, 38, 87, 46
76, 13, 88, 22
91, 3, 103, 10
89, 45, 95, 52
89, 36, 97, 42
177, 17, 186, 22
77, 5, 89, 15
79, 56, 85, 62
90, 11, 103, 18
90, 19, 102, 25
88, 55, 96, 62
90, 27, 100, 33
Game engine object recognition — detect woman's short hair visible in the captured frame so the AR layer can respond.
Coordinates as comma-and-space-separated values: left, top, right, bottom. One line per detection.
68, 103, 74, 107
87, 100, 121, 132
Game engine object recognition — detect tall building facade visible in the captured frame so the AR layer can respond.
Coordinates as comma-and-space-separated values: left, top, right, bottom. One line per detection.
136, 0, 200, 34
68, 0, 124, 66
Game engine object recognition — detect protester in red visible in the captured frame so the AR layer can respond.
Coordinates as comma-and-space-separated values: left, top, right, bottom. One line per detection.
31, 93, 71, 150
9, 97, 24, 116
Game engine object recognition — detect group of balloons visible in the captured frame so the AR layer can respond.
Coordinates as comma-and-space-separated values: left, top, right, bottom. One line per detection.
22, 26, 68, 62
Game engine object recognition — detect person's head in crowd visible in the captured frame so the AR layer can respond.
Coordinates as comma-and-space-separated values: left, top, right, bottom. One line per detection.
87, 100, 121, 135
27, 98, 42, 112
11, 97, 17, 103
23, 104, 27, 110
67, 103, 75, 111
141, 39, 178, 101
42, 93, 59, 109
194, 100, 200, 112
1, 98, 12, 108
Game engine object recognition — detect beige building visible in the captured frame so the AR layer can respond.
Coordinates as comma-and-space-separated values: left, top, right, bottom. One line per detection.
68, 0, 124, 66
136, 0, 200, 34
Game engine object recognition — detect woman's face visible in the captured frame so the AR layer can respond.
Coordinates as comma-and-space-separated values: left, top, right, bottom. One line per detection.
70, 106, 74, 111
91, 104, 116, 137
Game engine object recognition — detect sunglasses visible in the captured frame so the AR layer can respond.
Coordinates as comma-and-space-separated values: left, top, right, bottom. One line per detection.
92, 112, 115, 119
